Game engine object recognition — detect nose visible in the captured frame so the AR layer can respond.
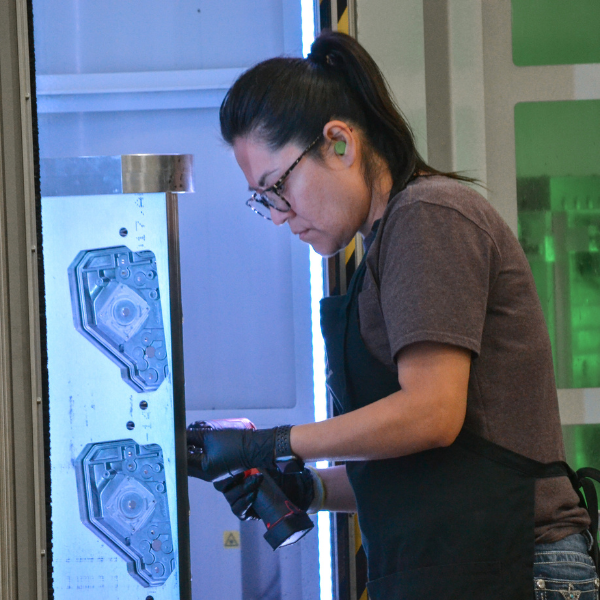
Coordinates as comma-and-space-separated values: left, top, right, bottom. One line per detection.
270, 207, 291, 226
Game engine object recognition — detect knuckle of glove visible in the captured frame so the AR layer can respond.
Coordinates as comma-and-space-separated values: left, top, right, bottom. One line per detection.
186, 423, 205, 447
187, 427, 280, 481
199, 429, 251, 480
187, 448, 208, 480
222, 474, 262, 504
258, 467, 313, 511
213, 472, 245, 493
280, 469, 315, 511
231, 490, 259, 520
218, 473, 262, 521
246, 428, 279, 470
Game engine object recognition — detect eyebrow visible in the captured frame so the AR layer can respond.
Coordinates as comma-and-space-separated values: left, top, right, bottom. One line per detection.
248, 169, 278, 192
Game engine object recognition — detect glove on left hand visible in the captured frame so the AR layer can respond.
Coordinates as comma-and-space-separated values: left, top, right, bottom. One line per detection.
214, 467, 316, 521
214, 472, 264, 521
187, 425, 303, 482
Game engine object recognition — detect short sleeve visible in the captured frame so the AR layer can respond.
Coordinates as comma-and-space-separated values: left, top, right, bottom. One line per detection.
377, 201, 499, 361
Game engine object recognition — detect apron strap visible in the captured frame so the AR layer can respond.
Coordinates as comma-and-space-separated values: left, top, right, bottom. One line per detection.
567, 466, 600, 572
459, 431, 600, 570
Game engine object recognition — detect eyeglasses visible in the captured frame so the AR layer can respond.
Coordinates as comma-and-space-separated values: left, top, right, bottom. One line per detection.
246, 135, 322, 220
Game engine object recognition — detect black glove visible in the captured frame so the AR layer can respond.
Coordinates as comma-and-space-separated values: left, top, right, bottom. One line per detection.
187, 423, 303, 482
213, 472, 263, 521
214, 468, 316, 521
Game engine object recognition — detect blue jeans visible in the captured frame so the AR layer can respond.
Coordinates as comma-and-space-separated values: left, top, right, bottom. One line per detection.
534, 532, 599, 599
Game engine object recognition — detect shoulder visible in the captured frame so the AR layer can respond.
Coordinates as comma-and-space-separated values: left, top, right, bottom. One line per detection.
386, 175, 502, 242
363, 176, 506, 293
372, 176, 505, 262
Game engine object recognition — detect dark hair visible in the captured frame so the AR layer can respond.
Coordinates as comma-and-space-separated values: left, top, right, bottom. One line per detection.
220, 30, 474, 197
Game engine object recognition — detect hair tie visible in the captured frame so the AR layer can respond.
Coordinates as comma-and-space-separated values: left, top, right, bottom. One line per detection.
307, 50, 334, 67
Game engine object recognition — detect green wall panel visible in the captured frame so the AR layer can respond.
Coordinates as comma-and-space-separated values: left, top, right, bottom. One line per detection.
516, 100, 600, 389
512, 0, 600, 66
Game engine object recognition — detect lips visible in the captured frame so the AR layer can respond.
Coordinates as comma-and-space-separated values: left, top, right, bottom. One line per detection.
291, 227, 308, 236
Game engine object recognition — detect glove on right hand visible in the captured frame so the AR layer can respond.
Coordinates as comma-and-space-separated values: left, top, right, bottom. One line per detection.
214, 468, 316, 522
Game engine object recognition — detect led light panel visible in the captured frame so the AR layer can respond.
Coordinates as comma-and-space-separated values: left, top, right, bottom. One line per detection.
43, 191, 181, 600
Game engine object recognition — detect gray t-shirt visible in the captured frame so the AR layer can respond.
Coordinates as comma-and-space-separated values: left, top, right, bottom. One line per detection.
358, 175, 589, 543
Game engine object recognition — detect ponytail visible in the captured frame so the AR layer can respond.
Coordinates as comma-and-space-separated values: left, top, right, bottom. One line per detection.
220, 31, 474, 197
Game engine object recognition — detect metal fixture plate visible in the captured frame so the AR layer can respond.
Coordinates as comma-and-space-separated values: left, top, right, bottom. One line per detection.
75, 439, 175, 587
68, 245, 169, 393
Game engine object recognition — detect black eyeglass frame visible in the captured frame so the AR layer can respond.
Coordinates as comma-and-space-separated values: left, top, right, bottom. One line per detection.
246, 135, 322, 220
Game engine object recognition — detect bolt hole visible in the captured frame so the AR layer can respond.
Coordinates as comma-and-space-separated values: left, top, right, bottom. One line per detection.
140, 401, 148, 410
126, 421, 135, 430
119, 227, 128, 237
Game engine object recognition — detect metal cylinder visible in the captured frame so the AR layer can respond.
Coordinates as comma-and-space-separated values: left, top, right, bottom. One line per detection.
121, 154, 194, 194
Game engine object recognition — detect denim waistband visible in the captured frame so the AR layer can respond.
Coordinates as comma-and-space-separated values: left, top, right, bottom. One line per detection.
535, 532, 592, 555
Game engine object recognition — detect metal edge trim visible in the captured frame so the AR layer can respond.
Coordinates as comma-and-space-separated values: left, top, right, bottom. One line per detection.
166, 191, 192, 599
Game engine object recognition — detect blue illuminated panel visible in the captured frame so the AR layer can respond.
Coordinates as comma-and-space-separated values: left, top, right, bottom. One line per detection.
42, 193, 180, 600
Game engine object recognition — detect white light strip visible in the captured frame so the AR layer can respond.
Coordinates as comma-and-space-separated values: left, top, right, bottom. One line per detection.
309, 247, 333, 600
301, 0, 316, 58
310, 249, 327, 424
317, 511, 333, 599
303, 4, 331, 598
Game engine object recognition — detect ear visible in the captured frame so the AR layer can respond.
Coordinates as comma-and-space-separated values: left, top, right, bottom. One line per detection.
322, 120, 357, 167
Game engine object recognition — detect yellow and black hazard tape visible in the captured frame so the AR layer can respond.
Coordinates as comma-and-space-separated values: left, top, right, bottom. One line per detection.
337, 0, 350, 34
354, 514, 368, 600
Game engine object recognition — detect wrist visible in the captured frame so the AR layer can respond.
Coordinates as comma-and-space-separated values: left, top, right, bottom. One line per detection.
274, 425, 304, 473
306, 466, 326, 514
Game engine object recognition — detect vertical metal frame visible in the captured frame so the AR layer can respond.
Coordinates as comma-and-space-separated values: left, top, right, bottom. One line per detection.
0, 0, 47, 598
166, 190, 193, 599
422, 0, 453, 173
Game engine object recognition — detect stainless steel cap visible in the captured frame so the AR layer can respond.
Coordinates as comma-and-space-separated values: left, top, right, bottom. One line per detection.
121, 154, 194, 194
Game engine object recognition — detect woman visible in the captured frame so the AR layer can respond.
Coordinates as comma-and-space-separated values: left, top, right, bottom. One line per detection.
188, 31, 598, 599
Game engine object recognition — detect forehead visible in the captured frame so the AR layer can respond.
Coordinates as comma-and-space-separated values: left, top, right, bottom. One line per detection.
233, 136, 303, 189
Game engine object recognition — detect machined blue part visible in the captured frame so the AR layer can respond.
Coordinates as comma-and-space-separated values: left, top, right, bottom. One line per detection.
74, 439, 175, 587
68, 245, 168, 392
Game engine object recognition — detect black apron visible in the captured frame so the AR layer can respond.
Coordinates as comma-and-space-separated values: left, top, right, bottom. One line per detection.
320, 257, 594, 600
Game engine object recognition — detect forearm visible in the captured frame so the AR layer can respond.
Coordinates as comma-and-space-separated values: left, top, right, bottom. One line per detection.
187, 344, 469, 480
317, 464, 357, 512
291, 342, 470, 463
292, 388, 464, 462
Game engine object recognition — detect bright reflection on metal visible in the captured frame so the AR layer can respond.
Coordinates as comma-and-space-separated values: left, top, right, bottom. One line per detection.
310, 247, 333, 600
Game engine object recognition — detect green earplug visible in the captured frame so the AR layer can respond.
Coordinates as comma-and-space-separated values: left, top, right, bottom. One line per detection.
334, 141, 346, 156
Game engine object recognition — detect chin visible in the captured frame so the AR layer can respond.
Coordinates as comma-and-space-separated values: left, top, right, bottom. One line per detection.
308, 239, 344, 258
